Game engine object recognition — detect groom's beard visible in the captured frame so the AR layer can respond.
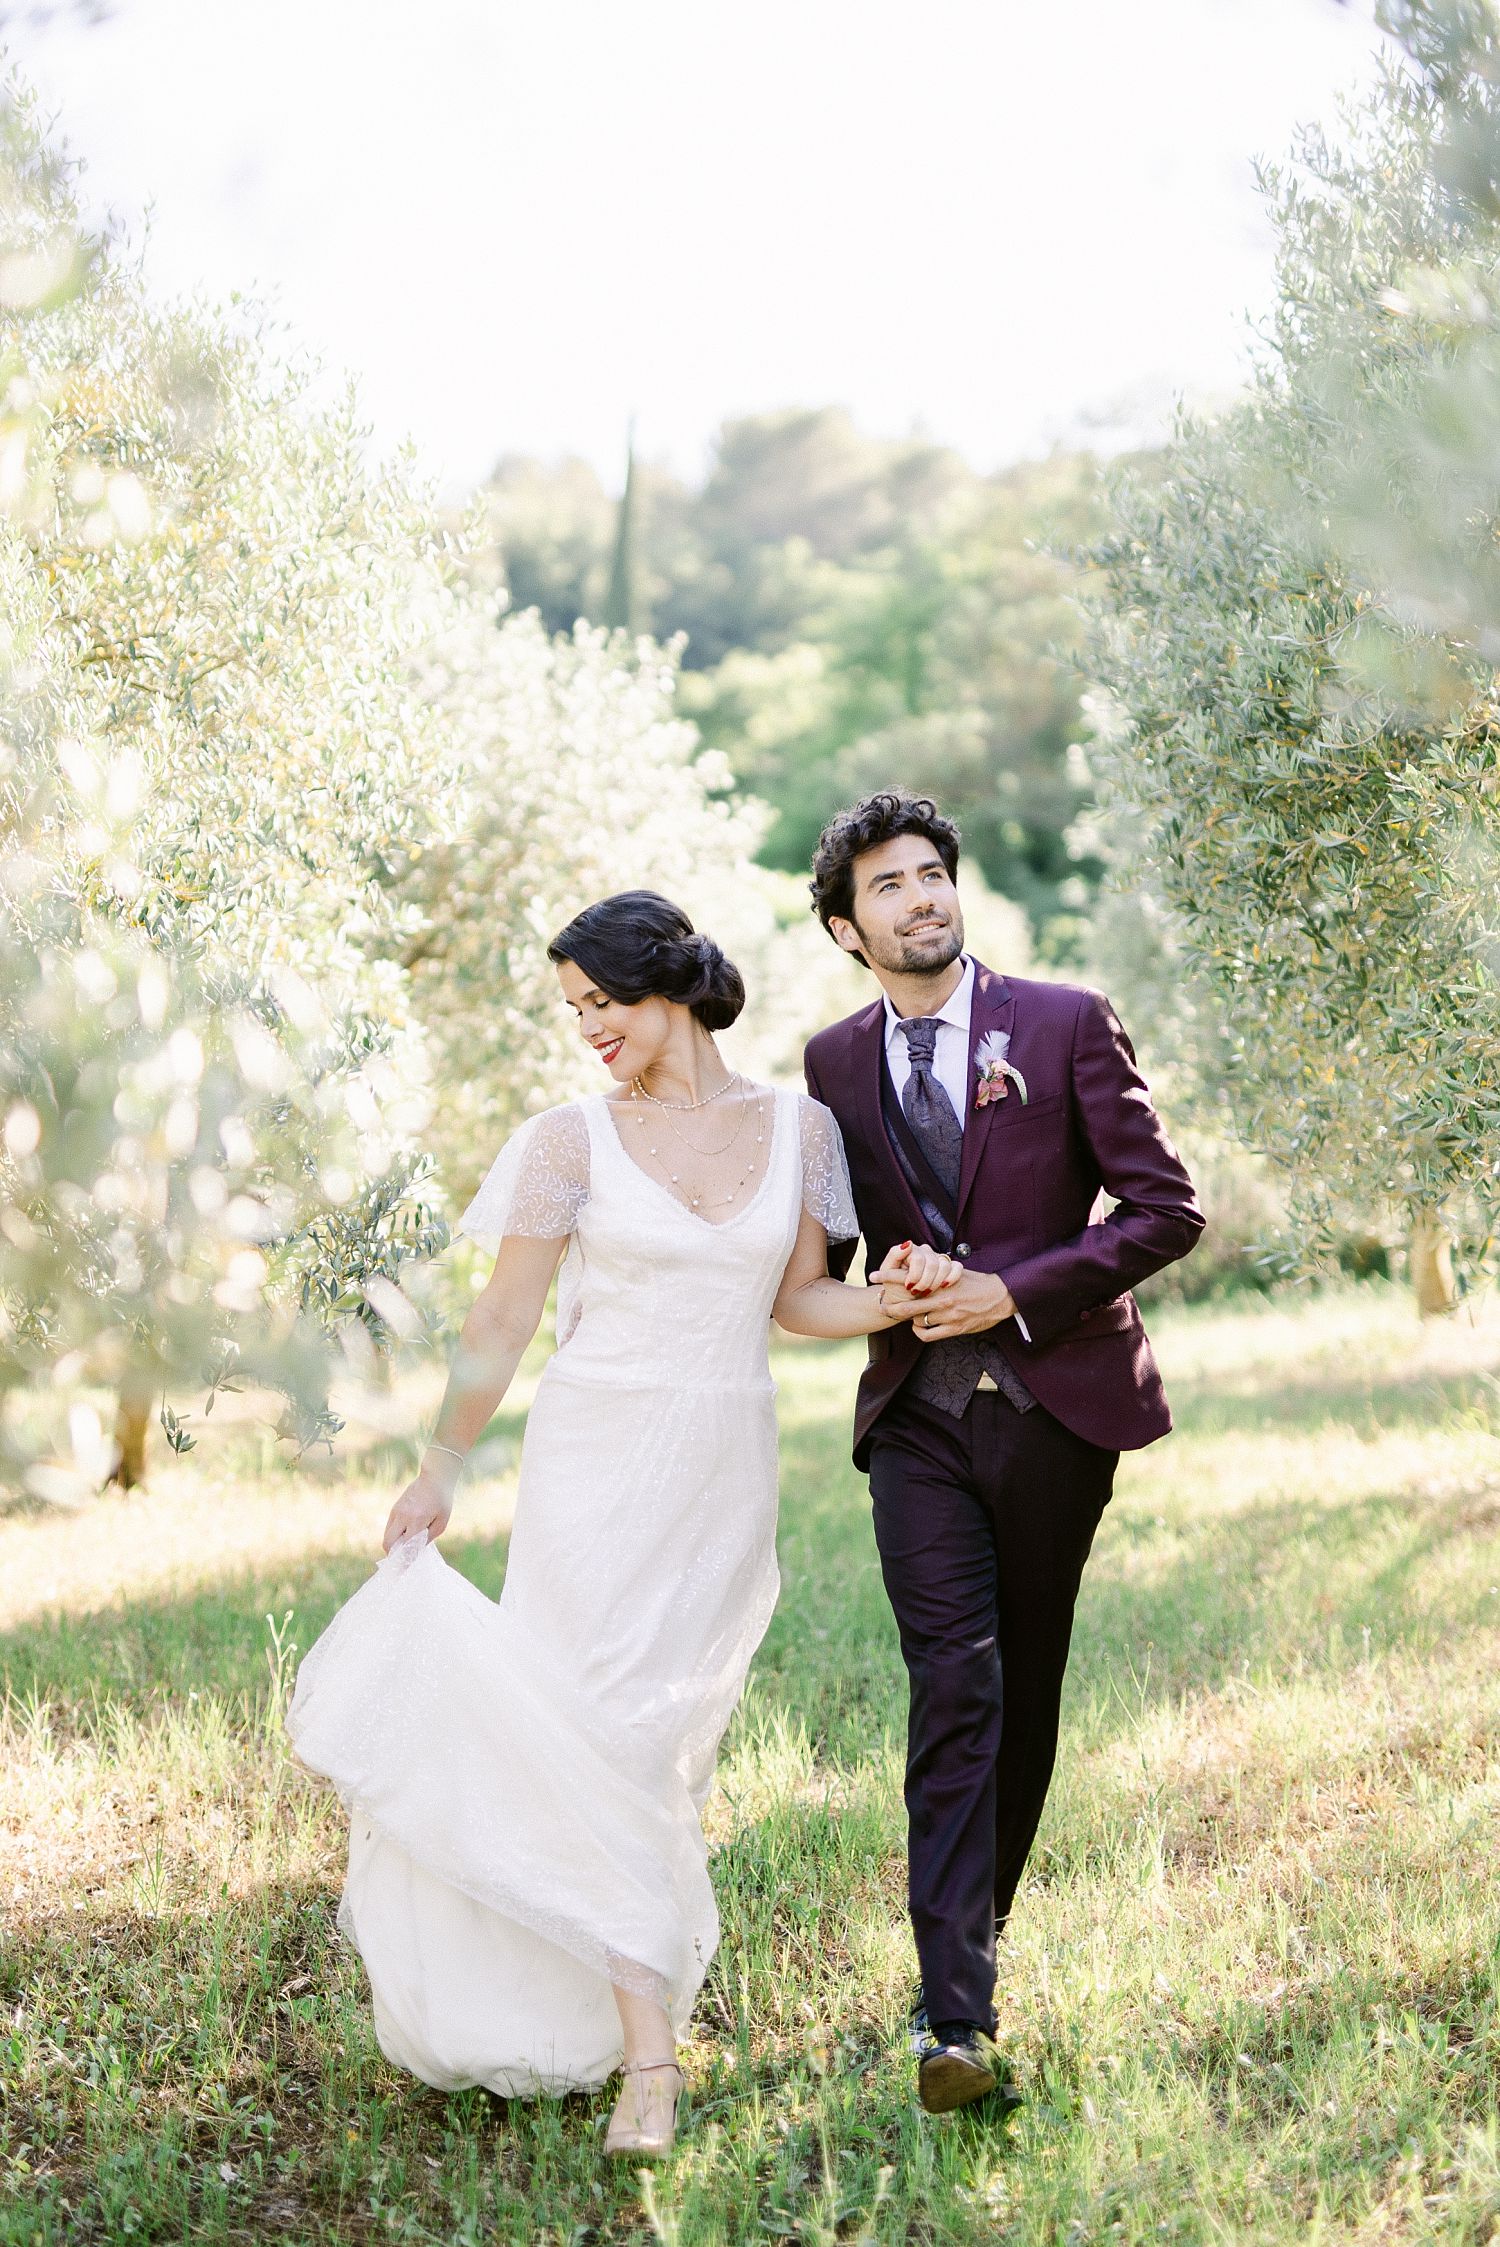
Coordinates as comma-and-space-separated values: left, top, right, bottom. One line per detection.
861, 917, 965, 979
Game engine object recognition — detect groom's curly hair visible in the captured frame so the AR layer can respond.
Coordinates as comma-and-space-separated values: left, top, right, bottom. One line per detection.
810, 792, 962, 967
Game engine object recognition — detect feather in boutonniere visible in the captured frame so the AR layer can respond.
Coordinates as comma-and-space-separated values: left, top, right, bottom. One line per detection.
974, 1028, 1027, 1108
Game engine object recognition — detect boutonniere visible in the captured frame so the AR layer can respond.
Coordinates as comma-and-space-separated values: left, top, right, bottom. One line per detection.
974, 1029, 1027, 1108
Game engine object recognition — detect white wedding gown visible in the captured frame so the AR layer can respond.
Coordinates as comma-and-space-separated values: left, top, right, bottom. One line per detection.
287, 1086, 856, 2096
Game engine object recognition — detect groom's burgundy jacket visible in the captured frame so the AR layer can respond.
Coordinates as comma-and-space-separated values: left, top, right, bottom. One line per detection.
804, 962, 1204, 1467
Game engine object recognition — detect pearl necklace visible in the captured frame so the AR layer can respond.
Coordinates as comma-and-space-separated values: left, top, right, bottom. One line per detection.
630, 1084, 769, 1211
631, 1070, 741, 1113
633, 1073, 748, 1161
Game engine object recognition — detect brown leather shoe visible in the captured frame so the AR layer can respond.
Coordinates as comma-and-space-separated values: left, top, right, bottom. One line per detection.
917, 2033, 998, 2114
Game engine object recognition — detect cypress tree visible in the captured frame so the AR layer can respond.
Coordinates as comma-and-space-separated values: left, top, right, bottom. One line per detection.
603, 422, 643, 634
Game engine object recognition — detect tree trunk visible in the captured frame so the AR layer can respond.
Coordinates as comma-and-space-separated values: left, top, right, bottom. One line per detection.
109, 1388, 151, 1488
1409, 1208, 1458, 1317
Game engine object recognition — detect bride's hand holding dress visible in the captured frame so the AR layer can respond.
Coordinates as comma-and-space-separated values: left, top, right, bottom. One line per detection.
380, 1464, 455, 1553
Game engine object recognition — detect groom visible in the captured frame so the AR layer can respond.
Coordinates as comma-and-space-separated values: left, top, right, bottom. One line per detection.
803, 791, 1203, 2114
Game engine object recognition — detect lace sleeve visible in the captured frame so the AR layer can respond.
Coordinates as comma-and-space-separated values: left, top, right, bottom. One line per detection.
455, 1105, 591, 1249
798, 1095, 859, 1242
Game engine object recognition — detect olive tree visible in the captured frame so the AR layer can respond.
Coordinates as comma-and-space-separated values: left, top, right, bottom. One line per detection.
1084, 4, 1500, 1305
0, 81, 451, 1484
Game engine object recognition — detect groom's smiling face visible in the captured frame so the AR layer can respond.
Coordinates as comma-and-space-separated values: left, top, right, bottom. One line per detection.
833, 835, 965, 978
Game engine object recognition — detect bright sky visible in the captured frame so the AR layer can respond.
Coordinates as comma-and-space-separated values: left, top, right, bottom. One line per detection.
12, 0, 1389, 495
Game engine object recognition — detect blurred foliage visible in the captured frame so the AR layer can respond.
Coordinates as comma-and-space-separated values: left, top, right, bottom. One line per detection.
0, 73, 792, 1484
0, 75, 459, 1485
391, 604, 808, 1182
1083, 0, 1500, 1299
476, 414, 1110, 958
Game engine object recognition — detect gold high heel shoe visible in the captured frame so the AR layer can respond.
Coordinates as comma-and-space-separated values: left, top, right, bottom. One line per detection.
605, 2058, 683, 2158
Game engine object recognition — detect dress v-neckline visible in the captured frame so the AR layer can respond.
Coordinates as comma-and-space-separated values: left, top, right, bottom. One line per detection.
591, 1088, 784, 1231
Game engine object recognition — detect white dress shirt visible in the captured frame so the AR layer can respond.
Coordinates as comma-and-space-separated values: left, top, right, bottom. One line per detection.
882, 954, 1030, 1340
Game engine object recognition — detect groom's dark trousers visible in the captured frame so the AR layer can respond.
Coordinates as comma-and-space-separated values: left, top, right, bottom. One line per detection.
806, 964, 1202, 2033
868, 1388, 1116, 2027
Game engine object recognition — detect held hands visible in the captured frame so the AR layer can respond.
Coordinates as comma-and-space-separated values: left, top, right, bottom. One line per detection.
381, 1454, 461, 1554
868, 1241, 1017, 1340
902, 1268, 1016, 1339
868, 1240, 963, 1307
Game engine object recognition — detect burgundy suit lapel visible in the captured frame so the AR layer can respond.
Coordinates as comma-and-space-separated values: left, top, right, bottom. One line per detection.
851, 996, 930, 1241
956, 961, 1014, 1224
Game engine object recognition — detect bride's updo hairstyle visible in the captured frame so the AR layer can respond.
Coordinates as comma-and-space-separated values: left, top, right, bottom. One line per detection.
547, 890, 746, 1033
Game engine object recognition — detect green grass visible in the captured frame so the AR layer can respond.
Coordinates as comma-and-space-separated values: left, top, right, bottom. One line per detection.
2, 1282, 1498, 2243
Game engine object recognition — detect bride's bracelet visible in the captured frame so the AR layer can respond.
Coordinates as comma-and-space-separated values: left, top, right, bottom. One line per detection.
425, 1441, 467, 1477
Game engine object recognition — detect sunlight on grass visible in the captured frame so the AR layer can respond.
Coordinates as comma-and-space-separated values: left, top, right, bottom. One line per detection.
2, 1284, 1497, 2242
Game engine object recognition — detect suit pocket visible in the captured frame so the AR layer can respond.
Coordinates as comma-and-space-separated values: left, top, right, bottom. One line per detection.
984, 1091, 1065, 1131
1068, 1296, 1136, 1336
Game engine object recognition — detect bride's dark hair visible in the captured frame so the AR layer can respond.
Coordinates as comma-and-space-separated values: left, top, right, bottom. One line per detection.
547, 890, 746, 1032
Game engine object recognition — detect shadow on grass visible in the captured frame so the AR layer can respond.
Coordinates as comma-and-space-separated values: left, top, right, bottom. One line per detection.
1072, 1478, 1500, 1711
0, 1868, 624, 2247
0, 1529, 514, 1719
9, 1845, 1489, 2247
2, 1848, 1012, 2247
1168, 1359, 1499, 1441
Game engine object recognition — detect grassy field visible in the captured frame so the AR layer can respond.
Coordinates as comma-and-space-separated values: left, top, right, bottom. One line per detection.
2, 1282, 1498, 2245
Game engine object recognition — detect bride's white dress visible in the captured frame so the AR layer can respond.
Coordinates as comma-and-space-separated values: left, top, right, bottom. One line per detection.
286, 1085, 856, 2096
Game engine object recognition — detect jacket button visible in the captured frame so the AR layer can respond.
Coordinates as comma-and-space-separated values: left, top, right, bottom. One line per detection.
956, 1242, 971, 1258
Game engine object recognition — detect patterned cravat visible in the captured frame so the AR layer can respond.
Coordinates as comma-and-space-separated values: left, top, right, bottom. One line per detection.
898, 1017, 963, 1202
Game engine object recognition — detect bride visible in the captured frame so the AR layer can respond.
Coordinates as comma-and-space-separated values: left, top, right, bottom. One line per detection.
287, 889, 957, 2156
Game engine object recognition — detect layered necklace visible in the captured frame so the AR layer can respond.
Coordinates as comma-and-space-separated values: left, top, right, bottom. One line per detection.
629, 1070, 769, 1213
